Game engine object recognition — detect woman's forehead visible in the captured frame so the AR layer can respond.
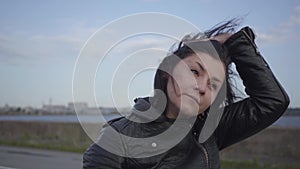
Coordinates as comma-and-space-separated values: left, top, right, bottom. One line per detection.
184, 53, 222, 65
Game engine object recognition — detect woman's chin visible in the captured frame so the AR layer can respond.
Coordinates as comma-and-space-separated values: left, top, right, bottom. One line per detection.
179, 104, 199, 118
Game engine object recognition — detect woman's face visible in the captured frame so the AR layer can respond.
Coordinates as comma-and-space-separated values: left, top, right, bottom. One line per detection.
166, 52, 225, 118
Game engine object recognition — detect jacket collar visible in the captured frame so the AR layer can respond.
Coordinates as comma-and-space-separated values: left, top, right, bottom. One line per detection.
129, 97, 207, 124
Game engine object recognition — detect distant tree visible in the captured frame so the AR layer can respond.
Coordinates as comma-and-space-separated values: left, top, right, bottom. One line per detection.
16, 107, 21, 112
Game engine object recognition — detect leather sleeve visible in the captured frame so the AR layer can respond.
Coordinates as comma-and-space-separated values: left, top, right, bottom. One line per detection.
82, 122, 127, 169
216, 27, 290, 150
82, 142, 124, 169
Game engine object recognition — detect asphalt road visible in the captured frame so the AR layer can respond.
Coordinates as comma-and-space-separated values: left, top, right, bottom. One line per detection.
0, 146, 82, 169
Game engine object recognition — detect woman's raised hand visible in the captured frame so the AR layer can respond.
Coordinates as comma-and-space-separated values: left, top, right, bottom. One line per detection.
209, 33, 232, 44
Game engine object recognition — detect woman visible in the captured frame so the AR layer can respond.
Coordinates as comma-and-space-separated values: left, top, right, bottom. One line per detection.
83, 20, 290, 169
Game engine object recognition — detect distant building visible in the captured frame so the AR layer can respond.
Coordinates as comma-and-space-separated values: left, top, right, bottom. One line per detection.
99, 107, 118, 114
68, 102, 88, 113
0, 102, 131, 115
23, 106, 36, 114
82, 107, 100, 114
42, 104, 70, 113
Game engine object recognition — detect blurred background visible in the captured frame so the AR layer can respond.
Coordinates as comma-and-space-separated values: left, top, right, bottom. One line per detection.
0, 1, 299, 169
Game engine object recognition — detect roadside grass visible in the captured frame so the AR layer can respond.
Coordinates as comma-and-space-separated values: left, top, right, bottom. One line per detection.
1, 122, 299, 169
0, 141, 299, 169
0, 140, 90, 153
221, 160, 300, 169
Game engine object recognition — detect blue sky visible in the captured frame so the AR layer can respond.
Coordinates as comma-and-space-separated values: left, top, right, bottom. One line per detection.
1, 0, 300, 108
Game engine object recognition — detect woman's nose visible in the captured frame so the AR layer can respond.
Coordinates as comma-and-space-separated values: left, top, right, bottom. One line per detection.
195, 76, 209, 95
198, 81, 207, 95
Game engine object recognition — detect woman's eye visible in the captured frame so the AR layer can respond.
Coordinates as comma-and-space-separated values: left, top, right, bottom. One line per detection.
191, 69, 199, 76
208, 82, 218, 91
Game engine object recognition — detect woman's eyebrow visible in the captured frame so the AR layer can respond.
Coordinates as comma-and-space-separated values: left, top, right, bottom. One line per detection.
196, 61, 222, 83
211, 77, 222, 84
196, 61, 206, 71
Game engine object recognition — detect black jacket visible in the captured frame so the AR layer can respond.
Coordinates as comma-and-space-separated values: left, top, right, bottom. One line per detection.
82, 27, 290, 169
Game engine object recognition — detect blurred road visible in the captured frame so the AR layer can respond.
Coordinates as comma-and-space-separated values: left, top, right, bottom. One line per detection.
0, 146, 82, 169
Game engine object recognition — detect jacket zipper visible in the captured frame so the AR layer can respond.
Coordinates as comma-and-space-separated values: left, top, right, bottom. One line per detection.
199, 144, 209, 169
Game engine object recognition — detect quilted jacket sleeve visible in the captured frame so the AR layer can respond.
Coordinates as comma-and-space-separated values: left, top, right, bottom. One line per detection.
83, 142, 124, 169
82, 123, 126, 169
216, 27, 290, 150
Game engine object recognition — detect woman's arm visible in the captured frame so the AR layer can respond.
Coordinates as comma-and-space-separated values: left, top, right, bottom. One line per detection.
83, 142, 124, 169
215, 27, 290, 150
82, 123, 127, 169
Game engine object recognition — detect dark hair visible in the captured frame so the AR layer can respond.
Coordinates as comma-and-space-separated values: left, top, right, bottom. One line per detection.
153, 19, 240, 111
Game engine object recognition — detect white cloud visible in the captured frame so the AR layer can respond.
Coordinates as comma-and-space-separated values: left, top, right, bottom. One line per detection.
72, 29, 178, 64
0, 27, 97, 66
112, 35, 175, 54
257, 5, 300, 43
0, 22, 176, 67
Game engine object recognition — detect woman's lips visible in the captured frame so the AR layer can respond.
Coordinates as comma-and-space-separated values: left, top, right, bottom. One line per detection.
184, 94, 200, 105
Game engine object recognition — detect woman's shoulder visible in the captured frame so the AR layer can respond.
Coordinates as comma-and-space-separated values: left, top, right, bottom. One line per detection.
104, 116, 133, 132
